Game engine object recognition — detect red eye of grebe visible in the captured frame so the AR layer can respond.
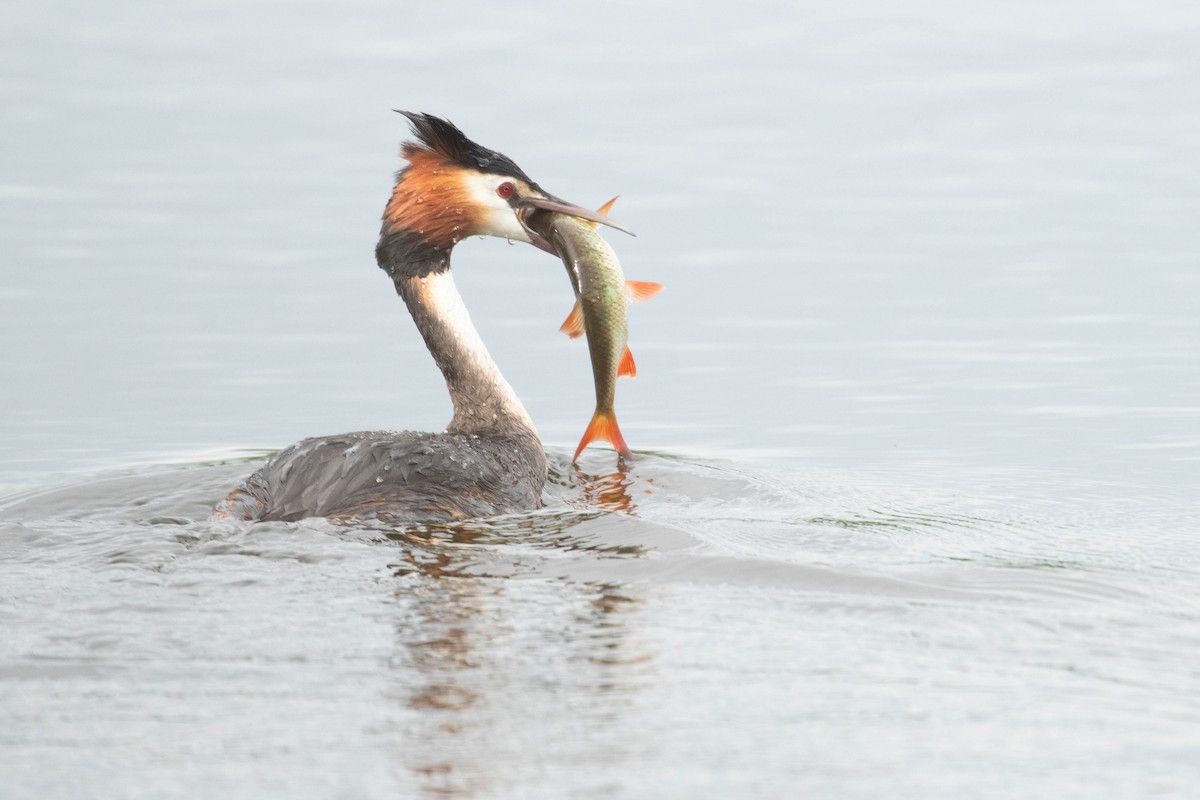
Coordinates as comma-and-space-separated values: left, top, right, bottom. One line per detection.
496, 181, 515, 198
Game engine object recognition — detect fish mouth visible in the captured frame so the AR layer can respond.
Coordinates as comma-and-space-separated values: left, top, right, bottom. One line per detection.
516, 194, 635, 255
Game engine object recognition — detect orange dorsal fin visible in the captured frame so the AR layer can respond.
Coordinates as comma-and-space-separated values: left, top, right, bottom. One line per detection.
625, 280, 662, 302
617, 345, 637, 378
559, 300, 585, 338
583, 196, 619, 229
573, 410, 632, 462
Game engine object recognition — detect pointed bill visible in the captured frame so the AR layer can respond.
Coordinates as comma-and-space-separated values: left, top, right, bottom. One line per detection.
516, 194, 638, 253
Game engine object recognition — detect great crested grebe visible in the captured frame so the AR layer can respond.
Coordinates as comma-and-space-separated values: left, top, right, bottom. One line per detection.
212, 112, 631, 523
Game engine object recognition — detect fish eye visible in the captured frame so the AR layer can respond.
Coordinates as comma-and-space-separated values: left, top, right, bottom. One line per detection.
496, 181, 515, 199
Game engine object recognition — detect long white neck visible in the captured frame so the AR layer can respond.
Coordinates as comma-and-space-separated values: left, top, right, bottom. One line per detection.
398, 270, 537, 439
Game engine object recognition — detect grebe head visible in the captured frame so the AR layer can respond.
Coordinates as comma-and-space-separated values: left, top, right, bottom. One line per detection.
385, 111, 633, 254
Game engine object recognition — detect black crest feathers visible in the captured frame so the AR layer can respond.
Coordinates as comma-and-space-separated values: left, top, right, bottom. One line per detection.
395, 111, 538, 186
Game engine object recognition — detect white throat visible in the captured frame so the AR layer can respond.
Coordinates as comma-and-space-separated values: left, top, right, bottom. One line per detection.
412, 270, 536, 437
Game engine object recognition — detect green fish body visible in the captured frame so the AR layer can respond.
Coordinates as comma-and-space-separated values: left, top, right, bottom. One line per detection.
533, 211, 661, 462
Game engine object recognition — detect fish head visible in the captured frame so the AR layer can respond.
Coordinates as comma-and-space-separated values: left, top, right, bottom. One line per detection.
509, 191, 636, 255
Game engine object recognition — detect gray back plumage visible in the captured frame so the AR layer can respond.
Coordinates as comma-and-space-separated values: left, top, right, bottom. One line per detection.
213, 430, 546, 523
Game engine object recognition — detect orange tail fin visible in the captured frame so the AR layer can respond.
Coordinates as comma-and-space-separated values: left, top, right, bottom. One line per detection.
574, 410, 633, 462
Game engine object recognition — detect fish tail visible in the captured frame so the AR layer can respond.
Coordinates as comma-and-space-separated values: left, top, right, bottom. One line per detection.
573, 409, 633, 462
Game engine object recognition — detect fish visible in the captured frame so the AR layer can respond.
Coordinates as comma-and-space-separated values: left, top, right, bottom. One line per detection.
529, 198, 662, 462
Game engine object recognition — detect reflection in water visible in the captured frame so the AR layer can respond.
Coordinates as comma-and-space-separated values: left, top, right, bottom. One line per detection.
581, 583, 651, 671
567, 464, 641, 515
373, 463, 653, 568
381, 478, 651, 798
397, 569, 487, 799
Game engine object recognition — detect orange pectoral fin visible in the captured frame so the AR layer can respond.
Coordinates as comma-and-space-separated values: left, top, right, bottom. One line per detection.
573, 410, 633, 462
625, 281, 663, 302
559, 300, 585, 339
617, 345, 637, 378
